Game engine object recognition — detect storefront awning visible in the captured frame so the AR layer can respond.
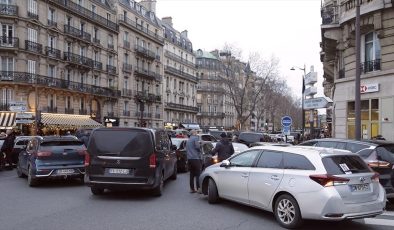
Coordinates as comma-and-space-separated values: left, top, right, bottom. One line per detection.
180, 123, 200, 130
41, 113, 103, 128
0, 112, 16, 129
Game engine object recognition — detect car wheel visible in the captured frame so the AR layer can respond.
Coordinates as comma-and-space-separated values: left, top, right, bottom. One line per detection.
274, 194, 303, 229
27, 166, 38, 187
16, 162, 25, 178
152, 173, 164, 196
207, 178, 219, 204
170, 164, 177, 180
91, 187, 104, 195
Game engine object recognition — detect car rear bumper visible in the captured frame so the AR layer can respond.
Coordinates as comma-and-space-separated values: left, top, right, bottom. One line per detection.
85, 175, 159, 190
34, 166, 85, 178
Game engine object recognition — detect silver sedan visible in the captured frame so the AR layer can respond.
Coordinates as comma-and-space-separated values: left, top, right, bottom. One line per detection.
199, 146, 386, 229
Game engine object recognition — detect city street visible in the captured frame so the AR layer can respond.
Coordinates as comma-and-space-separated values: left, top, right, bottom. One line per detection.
0, 169, 393, 230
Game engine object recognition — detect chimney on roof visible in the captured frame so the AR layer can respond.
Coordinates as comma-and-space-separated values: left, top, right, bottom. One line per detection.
181, 30, 188, 38
139, 0, 157, 13
162, 17, 173, 27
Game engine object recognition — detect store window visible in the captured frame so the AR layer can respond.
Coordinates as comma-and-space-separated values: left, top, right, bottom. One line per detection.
347, 99, 379, 139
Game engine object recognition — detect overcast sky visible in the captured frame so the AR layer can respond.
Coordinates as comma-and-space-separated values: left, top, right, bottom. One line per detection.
155, 0, 324, 99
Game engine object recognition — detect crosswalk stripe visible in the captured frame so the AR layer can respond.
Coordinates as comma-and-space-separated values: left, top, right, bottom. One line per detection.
364, 218, 394, 226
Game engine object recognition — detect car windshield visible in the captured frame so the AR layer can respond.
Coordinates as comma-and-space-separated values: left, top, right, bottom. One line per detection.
322, 155, 371, 175
376, 145, 394, 164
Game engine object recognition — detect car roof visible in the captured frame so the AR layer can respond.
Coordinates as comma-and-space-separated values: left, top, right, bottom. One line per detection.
250, 145, 356, 157
302, 138, 384, 146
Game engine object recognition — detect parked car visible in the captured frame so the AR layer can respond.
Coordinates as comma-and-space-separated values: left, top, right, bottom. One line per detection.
16, 136, 86, 186
200, 141, 249, 169
171, 137, 188, 172
199, 145, 386, 229
299, 138, 394, 203
238, 132, 269, 146
85, 128, 177, 196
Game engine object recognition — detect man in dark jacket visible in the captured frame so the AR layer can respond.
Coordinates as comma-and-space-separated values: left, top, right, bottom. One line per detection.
0, 129, 16, 170
210, 132, 234, 162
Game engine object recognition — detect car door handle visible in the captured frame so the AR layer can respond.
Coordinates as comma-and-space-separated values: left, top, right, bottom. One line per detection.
271, 175, 279, 181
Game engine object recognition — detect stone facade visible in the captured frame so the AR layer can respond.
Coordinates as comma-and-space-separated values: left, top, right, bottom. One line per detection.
321, 0, 394, 141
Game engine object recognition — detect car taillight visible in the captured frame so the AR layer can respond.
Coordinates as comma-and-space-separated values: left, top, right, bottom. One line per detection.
36, 151, 52, 158
84, 152, 90, 167
310, 174, 349, 187
367, 160, 390, 169
149, 154, 156, 168
371, 172, 380, 183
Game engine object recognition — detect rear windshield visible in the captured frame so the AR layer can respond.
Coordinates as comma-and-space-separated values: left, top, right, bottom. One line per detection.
40, 141, 84, 151
89, 130, 154, 157
322, 155, 371, 175
376, 145, 394, 164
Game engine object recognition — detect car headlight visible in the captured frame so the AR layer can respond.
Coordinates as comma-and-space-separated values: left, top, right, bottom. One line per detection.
212, 155, 218, 163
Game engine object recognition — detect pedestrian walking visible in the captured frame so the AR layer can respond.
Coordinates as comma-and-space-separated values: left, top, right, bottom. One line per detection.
185, 129, 202, 193
210, 132, 234, 162
0, 129, 16, 170
79, 130, 90, 147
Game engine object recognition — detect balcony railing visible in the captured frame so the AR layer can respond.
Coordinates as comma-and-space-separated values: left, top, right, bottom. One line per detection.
0, 4, 17, 16
122, 63, 132, 73
42, 106, 58, 113
106, 65, 116, 74
134, 91, 159, 103
49, 0, 118, 32
164, 51, 195, 68
197, 85, 225, 93
321, 5, 338, 25
118, 14, 164, 44
164, 65, 198, 82
79, 109, 88, 115
362, 59, 381, 73
123, 111, 130, 117
338, 68, 345, 79
45, 47, 61, 59
93, 61, 102, 70
27, 11, 38, 20
121, 88, 133, 97
0, 71, 120, 98
25, 40, 42, 54
166, 103, 198, 112
64, 52, 94, 68
197, 112, 225, 118
64, 25, 91, 42
64, 108, 74, 114
135, 112, 152, 118
47, 19, 57, 27
0, 36, 18, 48
135, 44, 157, 60
134, 67, 162, 82
93, 38, 100, 45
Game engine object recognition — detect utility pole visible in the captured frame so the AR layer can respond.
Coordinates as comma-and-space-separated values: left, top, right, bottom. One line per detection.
355, 0, 361, 140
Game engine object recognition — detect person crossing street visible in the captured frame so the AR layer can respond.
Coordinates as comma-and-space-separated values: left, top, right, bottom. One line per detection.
185, 130, 202, 193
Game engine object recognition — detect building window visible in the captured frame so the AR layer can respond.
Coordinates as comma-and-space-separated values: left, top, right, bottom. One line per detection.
28, 0, 38, 15
48, 35, 56, 48
66, 96, 72, 109
1, 88, 13, 105
27, 28, 37, 42
93, 75, 98, 86
124, 101, 128, 112
1, 57, 14, 71
48, 8, 56, 24
48, 65, 55, 78
347, 99, 380, 139
363, 31, 381, 73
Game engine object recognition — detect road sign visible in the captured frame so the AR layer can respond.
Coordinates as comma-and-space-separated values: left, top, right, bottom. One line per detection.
282, 126, 290, 136
281, 116, 292, 127
9, 101, 27, 112
304, 97, 333, 109
15, 119, 34, 124
16, 113, 33, 119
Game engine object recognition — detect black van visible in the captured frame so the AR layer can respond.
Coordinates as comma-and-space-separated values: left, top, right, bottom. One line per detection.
85, 128, 177, 196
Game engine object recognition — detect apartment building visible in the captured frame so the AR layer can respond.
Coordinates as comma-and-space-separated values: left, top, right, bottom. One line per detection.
116, 0, 164, 128
0, 0, 119, 133
321, 0, 394, 141
161, 17, 198, 129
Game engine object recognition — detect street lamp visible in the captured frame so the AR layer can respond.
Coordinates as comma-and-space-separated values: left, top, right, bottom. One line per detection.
290, 64, 306, 141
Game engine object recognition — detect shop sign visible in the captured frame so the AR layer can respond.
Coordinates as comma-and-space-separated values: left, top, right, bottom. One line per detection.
16, 113, 33, 119
16, 119, 34, 124
360, 83, 379, 94
9, 101, 27, 112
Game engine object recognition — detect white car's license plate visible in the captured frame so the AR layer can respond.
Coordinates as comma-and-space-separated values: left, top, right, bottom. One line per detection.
108, 168, 130, 174
57, 169, 75, 174
350, 183, 370, 192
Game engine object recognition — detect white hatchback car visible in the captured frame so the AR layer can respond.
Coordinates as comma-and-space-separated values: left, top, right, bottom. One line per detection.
199, 146, 386, 229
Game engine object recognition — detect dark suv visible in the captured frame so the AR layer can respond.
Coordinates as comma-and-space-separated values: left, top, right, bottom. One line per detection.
85, 128, 177, 196
299, 138, 394, 203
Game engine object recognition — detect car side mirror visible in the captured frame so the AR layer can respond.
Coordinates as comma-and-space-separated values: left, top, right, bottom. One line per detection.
220, 160, 231, 168
171, 145, 177, 151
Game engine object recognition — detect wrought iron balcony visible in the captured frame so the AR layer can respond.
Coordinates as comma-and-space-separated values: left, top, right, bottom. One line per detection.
64, 108, 74, 114
93, 38, 100, 45
49, 0, 118, 32
197, 85, 225, 93
166, 103, 198, 112
135, 45, 157, 60
0, 71, 121, 98
45, 47, 61, 59
123, 111, 130, 117
122, 63, 132, 73
93, 61, 102, 70
362, 59, 381, 73
27, 11, 38, 20
79, 109, 88, 115
25, 40, 42, 54
164, 65, 198, 82
0, 4, 17, 16
197, 112, 225, 118
47, 19, 57, 27
0, 36, 18, 49
42, 106, 58, 113
321, 5, 338, 25
121, 88, 133, 97
106, 65, 116, 74
64, 52, 94, 68
118, 14, 164, 44
64, 25, 91, 42
135, 112, 152, 118
134, 67, 161, 82
134, 91, 157, 103
164, 51, 195, 68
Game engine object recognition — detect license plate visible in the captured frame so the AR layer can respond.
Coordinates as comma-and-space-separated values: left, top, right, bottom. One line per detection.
57, 169, 75, 174
350, 183, 370, 192
108, 168, 130, 174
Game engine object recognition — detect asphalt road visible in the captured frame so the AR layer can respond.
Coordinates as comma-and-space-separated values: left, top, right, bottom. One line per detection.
0, 169, 393, 230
